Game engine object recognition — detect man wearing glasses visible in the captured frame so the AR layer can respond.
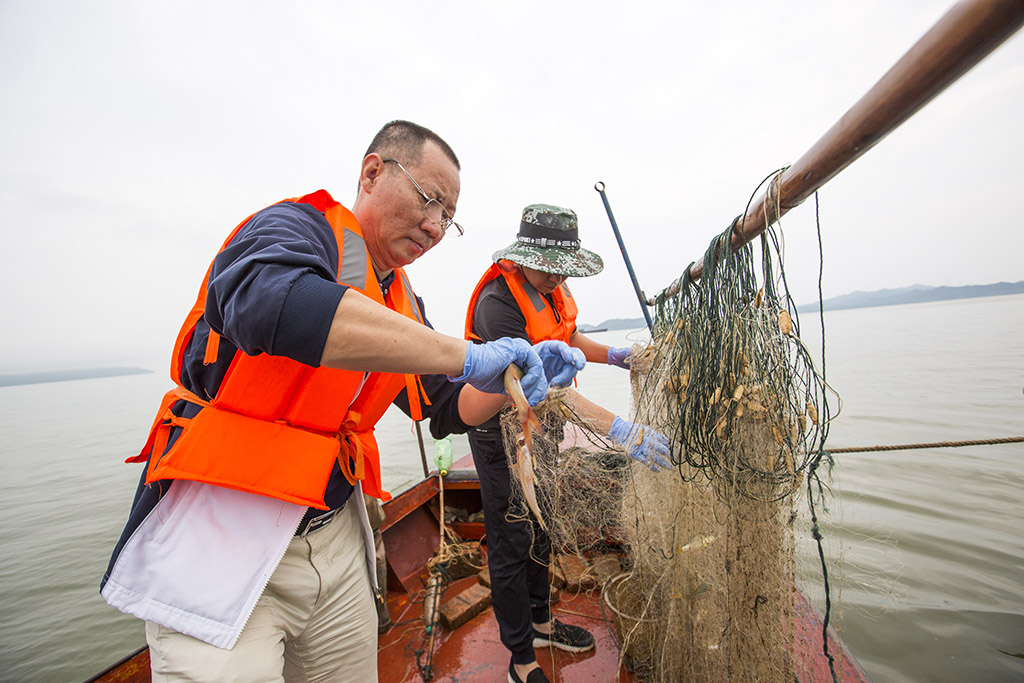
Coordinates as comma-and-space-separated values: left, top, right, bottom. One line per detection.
100, 120, 582, 682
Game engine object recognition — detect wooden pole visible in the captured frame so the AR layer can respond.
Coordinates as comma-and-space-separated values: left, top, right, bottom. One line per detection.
651, 0, 1024, 302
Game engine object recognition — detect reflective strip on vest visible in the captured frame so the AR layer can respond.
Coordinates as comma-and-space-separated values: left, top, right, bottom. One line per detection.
339, 228, 368, 288
521, 280, 547, 314
397, 270, 424, 324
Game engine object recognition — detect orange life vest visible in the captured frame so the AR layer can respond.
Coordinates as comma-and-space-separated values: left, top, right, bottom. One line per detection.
464, 261, 578, 344
131, 190, 429, 507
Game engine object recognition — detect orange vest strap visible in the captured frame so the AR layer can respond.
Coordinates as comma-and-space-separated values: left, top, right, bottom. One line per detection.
402, 374, 433, 422
173, 384, 213, 408
203, 331, 221, 365
135, 384, 214, 475
128, 384, 211, 465
336, 413, 366, 486
417, 375, 432, 407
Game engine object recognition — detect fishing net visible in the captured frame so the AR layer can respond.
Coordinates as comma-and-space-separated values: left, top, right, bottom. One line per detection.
500, 181, 838, 681
499, 391, 631, 560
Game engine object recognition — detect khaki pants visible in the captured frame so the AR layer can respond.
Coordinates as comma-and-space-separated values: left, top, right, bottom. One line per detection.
146, 501, 377, 683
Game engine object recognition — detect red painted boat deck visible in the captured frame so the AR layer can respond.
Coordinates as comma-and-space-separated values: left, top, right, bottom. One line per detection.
378, 574, 635, 682
376, 454, 636, 681
374, 533, 866, 683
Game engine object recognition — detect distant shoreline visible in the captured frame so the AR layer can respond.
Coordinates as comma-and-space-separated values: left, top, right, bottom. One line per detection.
796, 280, 1024, 313
0, 367, 152, 388
577, 282, 1023, 331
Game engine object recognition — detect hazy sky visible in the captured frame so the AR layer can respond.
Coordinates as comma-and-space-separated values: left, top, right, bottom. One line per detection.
1, 1, 1021, 374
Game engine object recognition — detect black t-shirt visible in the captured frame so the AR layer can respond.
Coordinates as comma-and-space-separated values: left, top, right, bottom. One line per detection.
471, 276, 529, 343
469, 275, 576, 433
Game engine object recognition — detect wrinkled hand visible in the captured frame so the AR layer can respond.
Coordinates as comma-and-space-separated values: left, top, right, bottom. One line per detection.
607, 346, 632, 369
449, 338, 548, 405
608, 416, 672, 471
534, 340, 586, 387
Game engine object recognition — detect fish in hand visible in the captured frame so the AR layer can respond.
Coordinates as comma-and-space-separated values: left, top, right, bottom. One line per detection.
503, 364, 547, 531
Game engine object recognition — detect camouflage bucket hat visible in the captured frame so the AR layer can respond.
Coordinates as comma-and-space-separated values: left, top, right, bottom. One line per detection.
491, 204, 604, 277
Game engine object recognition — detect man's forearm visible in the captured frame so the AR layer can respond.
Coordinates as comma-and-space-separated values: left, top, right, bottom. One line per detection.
457, 385, 510, 426
319, 290, 467, 375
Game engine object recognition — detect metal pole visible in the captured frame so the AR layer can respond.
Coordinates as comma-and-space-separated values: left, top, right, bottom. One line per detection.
594, 181, 654, 333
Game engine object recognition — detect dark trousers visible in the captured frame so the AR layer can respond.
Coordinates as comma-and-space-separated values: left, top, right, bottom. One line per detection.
469, 430, 552, 664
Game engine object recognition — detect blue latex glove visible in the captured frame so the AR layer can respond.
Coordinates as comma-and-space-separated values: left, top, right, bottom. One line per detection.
607, 346, 632, 369
449, 338, 548, 405
534, 340, 586, 387
608, 416, 672, 471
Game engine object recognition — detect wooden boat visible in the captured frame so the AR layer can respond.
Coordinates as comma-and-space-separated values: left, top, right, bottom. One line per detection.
85, 453, 868, 683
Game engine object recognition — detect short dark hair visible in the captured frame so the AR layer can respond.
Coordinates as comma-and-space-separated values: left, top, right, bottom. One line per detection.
365, 120, 461, 170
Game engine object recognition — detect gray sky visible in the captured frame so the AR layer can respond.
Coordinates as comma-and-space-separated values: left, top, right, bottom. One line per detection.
1, 0, 1021, 374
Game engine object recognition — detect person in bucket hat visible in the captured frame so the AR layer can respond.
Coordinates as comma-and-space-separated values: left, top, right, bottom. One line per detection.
464, 203, 672, 683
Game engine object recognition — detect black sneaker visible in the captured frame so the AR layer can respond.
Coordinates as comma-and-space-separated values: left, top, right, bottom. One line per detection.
532, 620, 595, 653
507, 659, 550, 683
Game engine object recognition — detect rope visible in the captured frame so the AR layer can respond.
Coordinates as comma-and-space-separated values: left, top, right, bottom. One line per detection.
810, 190, 837, 683
827, 436, 1024, 454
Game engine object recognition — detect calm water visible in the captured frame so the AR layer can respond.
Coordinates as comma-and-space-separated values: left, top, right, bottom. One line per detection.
0, 295, 1021, 682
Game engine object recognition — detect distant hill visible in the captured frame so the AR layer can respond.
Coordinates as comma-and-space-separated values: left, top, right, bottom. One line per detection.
0, 366, 152, 387
797, 281, 1024, 312
578, 317, 648, 332
578, 281, 1023, 329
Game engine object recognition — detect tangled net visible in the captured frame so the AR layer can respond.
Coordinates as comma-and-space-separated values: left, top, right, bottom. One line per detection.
501, 181, 840, 681
499, 392, 630, 561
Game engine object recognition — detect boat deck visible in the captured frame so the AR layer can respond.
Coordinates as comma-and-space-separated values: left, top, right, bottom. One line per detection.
375, 456, 636, 681
379, 573, 635, 682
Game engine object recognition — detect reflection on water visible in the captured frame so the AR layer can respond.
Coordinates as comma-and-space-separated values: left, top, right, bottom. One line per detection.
0, 295, 1021, 682
800, 295, 1024, 682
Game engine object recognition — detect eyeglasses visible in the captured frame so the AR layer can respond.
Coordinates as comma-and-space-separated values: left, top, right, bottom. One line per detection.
381, 158, 464, 237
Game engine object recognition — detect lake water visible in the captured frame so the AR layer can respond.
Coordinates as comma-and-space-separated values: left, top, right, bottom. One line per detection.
1, 294, 1022, 682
